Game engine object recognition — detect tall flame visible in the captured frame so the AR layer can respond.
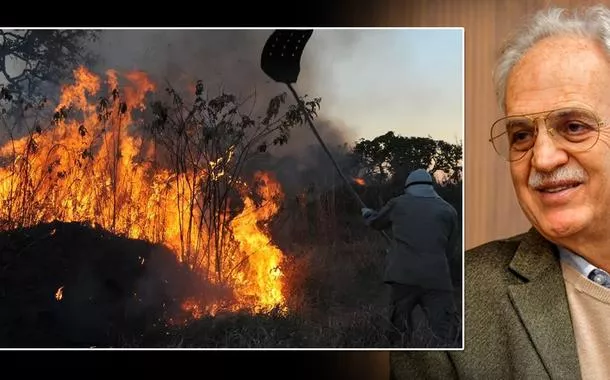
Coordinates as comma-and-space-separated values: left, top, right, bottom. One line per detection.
230, 172, 285, 312
0, 66, 287, 317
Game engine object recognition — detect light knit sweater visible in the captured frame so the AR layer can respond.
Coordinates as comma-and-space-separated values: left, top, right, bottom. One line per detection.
562, 262, 610, 380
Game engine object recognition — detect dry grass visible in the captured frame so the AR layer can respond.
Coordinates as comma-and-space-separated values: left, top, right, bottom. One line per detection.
154, 231, 462, 349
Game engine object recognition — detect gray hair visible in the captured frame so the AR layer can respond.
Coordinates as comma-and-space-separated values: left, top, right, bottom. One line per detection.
493, 5, 610, 114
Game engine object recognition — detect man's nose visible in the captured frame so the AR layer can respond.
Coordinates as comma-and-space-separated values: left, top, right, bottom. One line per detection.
530, 120, 569, 172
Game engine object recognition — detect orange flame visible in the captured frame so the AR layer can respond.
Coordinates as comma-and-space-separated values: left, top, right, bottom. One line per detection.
230, 172, 285, 312
353, 177, 366, 186
0, 66, 287, 318
55, 286, 64, 301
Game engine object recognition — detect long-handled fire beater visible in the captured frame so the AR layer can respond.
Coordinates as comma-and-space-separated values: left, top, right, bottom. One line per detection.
260, 29, 391, 245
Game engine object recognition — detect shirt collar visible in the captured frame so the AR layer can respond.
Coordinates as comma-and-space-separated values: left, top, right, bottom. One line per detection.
558, 245, 600, 277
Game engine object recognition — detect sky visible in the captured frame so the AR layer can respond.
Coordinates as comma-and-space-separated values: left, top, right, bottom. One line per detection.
2, 28, 463, 146
301, 28, 463, 144
88, 28, 463, 146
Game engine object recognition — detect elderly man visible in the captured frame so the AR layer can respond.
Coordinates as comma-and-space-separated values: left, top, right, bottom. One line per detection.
362, 168, 459, 347
392, 5, 610, 379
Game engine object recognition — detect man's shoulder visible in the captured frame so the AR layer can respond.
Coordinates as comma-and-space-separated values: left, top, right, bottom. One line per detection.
467, 231, 528, 257
465, 231, 530, 284
398, 193, 457, 211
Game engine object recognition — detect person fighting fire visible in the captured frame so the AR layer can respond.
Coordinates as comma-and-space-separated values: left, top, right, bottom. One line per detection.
361, 168, 460, 346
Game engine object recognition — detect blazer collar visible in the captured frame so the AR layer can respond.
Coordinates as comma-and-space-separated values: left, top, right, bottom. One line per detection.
507, 228, 581, 379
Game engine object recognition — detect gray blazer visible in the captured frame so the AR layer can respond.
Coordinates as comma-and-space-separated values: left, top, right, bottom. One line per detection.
391, 228, 581, 379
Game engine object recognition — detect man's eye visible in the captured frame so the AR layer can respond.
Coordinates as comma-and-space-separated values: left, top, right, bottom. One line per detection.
508, 127, 534, 145
559, 122, 594, 135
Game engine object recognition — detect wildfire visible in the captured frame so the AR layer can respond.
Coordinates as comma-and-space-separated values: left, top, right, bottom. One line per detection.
0, 66, 287, 318
353, 177, 366, 186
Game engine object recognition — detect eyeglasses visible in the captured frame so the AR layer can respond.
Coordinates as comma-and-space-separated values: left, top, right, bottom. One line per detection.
489, 107, 605, 162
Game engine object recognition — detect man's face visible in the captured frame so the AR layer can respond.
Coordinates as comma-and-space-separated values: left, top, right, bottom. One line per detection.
505, 36, 610, 244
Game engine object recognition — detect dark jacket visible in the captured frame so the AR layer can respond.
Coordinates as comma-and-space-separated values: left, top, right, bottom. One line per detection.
390, 228, 581, 379
367, 185, 459, 291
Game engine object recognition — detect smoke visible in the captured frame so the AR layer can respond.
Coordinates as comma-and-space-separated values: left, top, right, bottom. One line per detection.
129, 244, 236, 322
91, 30, 276, 99
87, 29, 360, 196
245, 117, 358, 196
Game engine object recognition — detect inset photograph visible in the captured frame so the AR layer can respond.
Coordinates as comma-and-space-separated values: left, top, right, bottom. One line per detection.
0, 27, 463, 349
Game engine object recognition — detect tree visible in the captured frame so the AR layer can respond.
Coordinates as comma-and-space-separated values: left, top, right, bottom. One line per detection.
351, 131, 462, 186
144, 81, 321, 281
0, 29, 99, 102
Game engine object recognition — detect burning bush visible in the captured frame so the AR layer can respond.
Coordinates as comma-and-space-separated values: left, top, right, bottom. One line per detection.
0, 66, 320, 318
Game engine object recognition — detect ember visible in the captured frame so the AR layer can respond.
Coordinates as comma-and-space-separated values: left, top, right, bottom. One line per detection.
55, 286, 64, 301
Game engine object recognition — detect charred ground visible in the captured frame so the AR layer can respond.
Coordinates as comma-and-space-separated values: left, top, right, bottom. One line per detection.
0, 220, 198, 347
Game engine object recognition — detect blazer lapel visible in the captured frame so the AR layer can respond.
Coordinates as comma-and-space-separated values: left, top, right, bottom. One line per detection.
507, 228, 581, 379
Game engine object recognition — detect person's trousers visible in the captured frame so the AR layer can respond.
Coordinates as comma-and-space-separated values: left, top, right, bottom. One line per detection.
388, 283, 458, 346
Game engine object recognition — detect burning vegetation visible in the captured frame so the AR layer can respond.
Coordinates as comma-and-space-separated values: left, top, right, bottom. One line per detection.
0, 66, 321, 320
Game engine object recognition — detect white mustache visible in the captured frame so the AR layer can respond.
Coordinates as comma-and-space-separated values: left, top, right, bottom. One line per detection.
528, 166, 588, 188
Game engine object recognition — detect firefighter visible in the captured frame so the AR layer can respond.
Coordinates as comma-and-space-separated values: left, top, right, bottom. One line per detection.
362, 168, 459, 346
